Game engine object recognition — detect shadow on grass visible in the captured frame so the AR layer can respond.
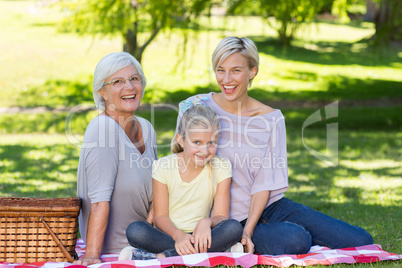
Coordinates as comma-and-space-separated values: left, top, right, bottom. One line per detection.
0, 144, 78, 198
309, 19, 373, 30
143, 84, 219, 104
251, 36, 401, 67
1, 106, 401, 137
0, 112, 94, 134
249, 74, 402, 102
15, 75, 402, 109
16, 77, 93, 108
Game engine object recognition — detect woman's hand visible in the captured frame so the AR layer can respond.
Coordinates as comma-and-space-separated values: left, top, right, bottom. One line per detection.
192, 218, 212, 253
147, 202, 154, 225
174, 231, 197, 256
75, 202, 109, 266
242, 190, 270, 254
73, 255, 102, 266
241, 230, 255, 253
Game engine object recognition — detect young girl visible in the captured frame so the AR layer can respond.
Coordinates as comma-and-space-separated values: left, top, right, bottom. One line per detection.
119, 103, 243, 260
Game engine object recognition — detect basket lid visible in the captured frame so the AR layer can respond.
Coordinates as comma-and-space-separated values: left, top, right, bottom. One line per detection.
0, 197, 81, 212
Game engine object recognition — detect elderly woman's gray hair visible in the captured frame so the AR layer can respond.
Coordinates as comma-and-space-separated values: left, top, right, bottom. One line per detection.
93, 52, 147, 111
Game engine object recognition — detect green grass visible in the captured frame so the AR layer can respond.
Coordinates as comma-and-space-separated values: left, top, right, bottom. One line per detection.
1, 109, 401, 263
0, 134, 79, 198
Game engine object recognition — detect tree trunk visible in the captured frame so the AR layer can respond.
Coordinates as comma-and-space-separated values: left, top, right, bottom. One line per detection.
364, 0, 376, 22
123, 2, 161, 64
123, 28, 141, 62
123, 2, 142, 62
278, 21, 293, 46
373, 0, 392, 46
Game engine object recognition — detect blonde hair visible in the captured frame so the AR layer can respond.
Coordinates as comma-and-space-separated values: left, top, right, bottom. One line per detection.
212, 36, 259, 87
93, 52, 146, 111
172, 105, 220, 153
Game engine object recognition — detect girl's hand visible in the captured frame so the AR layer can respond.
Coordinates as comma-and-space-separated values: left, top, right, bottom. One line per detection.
175, 232, 197, 255
241, 230, 255, 253
192, 218, 212, 253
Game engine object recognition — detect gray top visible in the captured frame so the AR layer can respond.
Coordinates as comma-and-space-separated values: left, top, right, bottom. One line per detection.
179, 93, 288, 221
77, 115, 157, 253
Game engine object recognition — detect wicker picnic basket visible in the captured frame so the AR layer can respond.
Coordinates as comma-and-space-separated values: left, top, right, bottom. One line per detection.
0, 197, 81, 263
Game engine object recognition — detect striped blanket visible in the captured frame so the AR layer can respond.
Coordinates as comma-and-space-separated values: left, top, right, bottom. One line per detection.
0, 239, 401, 267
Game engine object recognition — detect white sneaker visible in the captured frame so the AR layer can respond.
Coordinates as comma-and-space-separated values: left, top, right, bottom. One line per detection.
118, 246, 135, 260
228, 242, 244, 253
119, 246, 158, 260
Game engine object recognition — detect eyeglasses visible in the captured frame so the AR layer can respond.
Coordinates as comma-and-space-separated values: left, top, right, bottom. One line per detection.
103, 74, 142, 88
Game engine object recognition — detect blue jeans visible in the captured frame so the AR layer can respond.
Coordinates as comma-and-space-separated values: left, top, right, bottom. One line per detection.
242, 197, 373, 255
126, 219, 243, 257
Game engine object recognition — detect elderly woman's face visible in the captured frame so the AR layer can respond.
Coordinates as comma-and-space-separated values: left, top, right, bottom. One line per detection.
100, 64, 143, 116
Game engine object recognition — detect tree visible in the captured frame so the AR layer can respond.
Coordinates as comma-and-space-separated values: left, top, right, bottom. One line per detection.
226, 0, 332, 45
59, 0, 211, 63
364, 0, 376, 21
371, 0, 402, 46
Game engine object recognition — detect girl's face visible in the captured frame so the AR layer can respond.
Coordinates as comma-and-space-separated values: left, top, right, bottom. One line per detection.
177, 126, 218, 169
100, 64, 143, 117
215, 53, 257, 103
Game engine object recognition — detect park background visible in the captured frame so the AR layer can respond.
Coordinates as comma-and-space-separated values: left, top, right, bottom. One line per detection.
0, 0, 401, 266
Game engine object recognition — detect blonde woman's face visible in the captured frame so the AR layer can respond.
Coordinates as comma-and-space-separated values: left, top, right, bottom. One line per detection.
215, 53, 257, 103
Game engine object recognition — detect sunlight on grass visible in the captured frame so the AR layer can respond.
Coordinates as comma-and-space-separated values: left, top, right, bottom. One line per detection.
340, 159, 401, 169
332, 174, 402, 206
297, 21, 374, 43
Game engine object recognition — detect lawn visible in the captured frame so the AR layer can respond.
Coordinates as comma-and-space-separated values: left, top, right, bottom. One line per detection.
1, 108, 401, 266
0, 0, 401, 267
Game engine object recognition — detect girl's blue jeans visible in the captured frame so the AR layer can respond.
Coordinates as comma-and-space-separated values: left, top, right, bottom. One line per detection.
244, 197, 373, 255
126, 219, 243, 257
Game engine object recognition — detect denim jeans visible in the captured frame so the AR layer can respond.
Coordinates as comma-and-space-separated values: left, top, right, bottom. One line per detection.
126, 219, 243, 257
241, 197, 373, 255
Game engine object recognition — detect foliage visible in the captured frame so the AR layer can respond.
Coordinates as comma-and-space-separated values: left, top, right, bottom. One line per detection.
58, 0, 212, 62
332, 0, 352, 22
2, 2, 402, 109
226, 0, 333, 45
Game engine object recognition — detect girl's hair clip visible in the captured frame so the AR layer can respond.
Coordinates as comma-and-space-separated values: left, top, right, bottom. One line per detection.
179, 95, 208, 114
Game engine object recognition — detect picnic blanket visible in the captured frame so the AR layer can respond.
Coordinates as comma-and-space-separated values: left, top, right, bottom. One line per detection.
1, 239, 401, 268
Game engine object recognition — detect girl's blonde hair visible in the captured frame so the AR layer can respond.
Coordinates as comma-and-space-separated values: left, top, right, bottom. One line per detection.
172, 105, 220, 153
212, 36, 259, 87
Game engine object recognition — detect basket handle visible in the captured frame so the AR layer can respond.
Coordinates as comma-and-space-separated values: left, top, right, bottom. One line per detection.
40, 217, 75, 263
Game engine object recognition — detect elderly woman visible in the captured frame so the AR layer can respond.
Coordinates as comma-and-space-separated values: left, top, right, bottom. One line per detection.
177, 37, 373, 255
75, 52, 157, 265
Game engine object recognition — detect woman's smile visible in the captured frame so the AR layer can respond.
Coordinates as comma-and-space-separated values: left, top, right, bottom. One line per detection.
222, 85, 237, 94
121, 94, 136, 100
